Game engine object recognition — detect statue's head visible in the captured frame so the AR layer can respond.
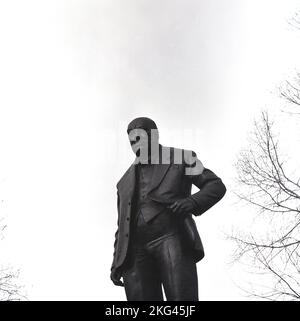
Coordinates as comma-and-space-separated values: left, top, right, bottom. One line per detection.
127, 117, 159, 163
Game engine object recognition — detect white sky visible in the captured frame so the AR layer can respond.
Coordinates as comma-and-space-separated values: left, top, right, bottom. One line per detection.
0, 0, 300, 300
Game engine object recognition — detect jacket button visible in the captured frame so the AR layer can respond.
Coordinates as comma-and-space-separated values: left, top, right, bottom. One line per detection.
128, 201, 131, 206
125, 233, 129, 237
126, 217, 130, 221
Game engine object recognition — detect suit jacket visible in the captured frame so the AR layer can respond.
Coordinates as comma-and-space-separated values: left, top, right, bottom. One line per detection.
111, 146, 226, 271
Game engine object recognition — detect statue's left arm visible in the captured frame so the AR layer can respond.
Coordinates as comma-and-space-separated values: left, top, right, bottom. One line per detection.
167, 149, 227, 216
187, 166, 227, 216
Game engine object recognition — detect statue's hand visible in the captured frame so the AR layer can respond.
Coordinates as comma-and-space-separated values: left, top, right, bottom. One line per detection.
168, 198, 196, 215
110, 268, 124, 287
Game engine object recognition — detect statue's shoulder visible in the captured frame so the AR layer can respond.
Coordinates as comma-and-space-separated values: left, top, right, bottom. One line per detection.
116, 163, 135, 189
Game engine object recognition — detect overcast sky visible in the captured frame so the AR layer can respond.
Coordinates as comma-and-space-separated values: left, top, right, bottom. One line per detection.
1, 0, 300, 300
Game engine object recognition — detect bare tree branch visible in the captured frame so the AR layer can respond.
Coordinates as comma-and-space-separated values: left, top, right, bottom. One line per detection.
0, 220, 25, 301
232, 111, 300, 300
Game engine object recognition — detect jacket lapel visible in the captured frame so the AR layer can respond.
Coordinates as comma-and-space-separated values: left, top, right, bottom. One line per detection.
148, 144, 172, 192
148, 163, 171, 193
117, 163, 136, 200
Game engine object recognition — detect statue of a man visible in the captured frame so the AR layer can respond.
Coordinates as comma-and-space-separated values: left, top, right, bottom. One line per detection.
110, 117, 226, 301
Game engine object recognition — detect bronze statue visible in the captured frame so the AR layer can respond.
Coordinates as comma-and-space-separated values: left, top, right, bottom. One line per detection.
110, 117, 226, 301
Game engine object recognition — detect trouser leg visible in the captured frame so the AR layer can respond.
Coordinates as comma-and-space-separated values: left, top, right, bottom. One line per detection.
122, 246, 164, 301
151, 233, 199, 301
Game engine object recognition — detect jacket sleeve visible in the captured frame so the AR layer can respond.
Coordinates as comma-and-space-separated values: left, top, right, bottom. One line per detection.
111, 191, 120, 271
185, 152, 227, 216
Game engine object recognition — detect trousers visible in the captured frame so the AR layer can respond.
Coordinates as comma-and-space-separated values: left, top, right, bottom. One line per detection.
122, 209, 198, 301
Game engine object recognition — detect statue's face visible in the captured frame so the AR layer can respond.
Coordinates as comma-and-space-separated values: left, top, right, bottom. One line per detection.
127, 127, 159, 163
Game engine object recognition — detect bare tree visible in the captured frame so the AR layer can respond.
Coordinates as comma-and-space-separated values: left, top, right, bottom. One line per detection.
280, 72, 300, 114
0, 219, 25, 301
231, 110, 300, 300
282, 12, 300, 113
230, 9, 300, 300
289, 11, 300, 31
0, 268, 23, 301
